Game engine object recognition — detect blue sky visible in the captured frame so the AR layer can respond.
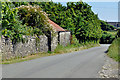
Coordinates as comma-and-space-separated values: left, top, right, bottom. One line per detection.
88, 2, 118, 22
52, 0, 119, 22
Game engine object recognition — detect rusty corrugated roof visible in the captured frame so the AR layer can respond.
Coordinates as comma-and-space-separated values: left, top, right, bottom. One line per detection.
48, 19, 65, 31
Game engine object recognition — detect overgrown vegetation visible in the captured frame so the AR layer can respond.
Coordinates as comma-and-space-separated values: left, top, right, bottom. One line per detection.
1, 2, 26, 43
100, 31, 116, 44
18, 5, 52, 36
32, 2, 115, 44
26, 2, 101, 43
99, 20, 117, 44
1, 1, 118, 63
100, 20, 116, 31
1, 2, 51, 44
107, 30, 120, 62
117, 29, 120, 37
54, 35, 99, 54
54, 43, 99, 54
2, 1, 116, 44
107, 38, 120, 62
49, 2, 101, 43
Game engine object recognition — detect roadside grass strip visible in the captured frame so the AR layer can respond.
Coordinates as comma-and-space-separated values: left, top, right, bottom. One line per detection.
107, 38, 120, 62
1, 43, 99, 64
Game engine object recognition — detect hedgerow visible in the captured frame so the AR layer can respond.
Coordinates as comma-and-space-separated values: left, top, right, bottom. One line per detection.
34, 2, 102, 43
1, 2, 52, 44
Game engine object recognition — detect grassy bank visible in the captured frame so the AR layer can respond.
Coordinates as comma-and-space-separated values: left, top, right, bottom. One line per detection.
54, 43, 99, 54
1, 43, 99, 64
107, 38, 120, 62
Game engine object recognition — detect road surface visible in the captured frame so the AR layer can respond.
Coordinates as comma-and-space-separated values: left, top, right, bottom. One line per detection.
2, 44, 110, 78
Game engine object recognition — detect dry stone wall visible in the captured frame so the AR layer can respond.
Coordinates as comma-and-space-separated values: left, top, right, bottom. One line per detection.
51, 32, 58, 51
0, 37, 1, 56
1, 36, 13, 60
1, 35, 48, 60
0, 31, 71, 60
13, 36, 37, 58
37, 35, 48, 52
59, 32, 71, 46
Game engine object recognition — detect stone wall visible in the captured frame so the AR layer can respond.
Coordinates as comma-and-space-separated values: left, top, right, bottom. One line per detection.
1, 35, 48, 60
37, 35, 48, 52
0, 37, 1, 55
1, 31, 71, 60
13, 35, 48, 58
59, 32, 71, 46
51, 32, 58, 51
13, 36, 37, 58
1, 36, 13, 60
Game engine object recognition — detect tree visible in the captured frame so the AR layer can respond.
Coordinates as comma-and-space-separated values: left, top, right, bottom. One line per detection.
100, 20, 116, 31
36, 1, 102, 43
1, 2, 52, 44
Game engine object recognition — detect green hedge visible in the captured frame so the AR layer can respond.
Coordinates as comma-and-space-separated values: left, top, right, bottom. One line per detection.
1, 2, 52, 44
100, 31, 116, 44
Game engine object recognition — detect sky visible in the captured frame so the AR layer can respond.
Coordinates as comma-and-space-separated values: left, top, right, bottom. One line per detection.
52, 0, 119, 22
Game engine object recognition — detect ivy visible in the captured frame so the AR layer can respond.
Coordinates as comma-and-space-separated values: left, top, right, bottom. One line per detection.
1, 2, 53, 44
17, 5, 52, 36
1, 2, 28, 44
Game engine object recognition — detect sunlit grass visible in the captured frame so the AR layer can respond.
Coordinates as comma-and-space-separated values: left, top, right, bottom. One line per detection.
107, 38, 120, 62
1, 43, 99, 64
54, 43, 99, 54
1, 52, 53, 64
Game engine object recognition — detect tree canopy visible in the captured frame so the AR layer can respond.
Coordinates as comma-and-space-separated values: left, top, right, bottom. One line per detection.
1, 1, 105, 44
1, 2, 51, 44
100, 20, 116, 31
35, 2, 102, 43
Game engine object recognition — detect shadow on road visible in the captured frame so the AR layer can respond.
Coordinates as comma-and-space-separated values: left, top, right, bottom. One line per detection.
104, 50, 108, 54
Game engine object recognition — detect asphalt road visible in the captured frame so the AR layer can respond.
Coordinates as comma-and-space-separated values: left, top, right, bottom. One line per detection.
2, 44, 110, 78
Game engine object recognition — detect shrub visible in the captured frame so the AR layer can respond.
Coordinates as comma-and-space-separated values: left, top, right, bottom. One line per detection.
1, 2, 29, 44
36, 2, 102, 43
18, 5, 52, 36
100, 20, 116, 31
117, 29, 120, 37
100, 31, 115, 44
70, 35, 81, 47
1, 2, 53, 44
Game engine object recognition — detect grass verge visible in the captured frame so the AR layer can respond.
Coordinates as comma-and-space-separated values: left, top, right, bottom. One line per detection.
107, 38, 120, 62
1, 53, 55, 64
0, 43, 99, 64
54, 43, 99, 54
